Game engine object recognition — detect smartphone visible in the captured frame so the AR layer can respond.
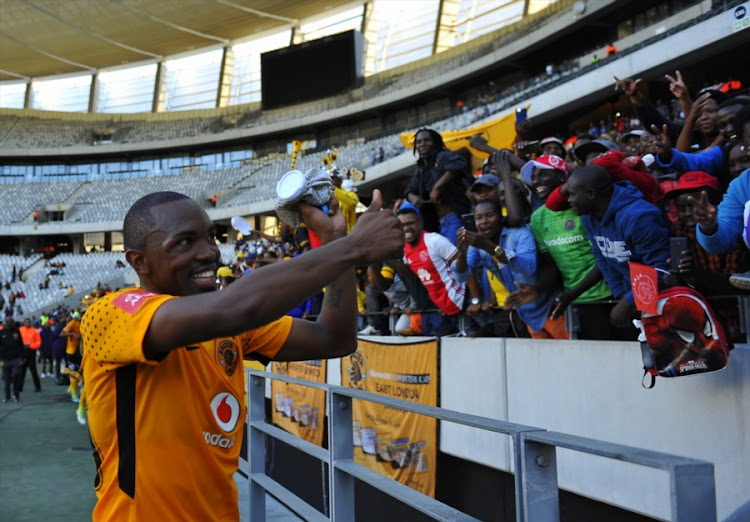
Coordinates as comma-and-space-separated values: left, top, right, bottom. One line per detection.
670, 237, 688, 270
518, 140, 541, 158
461, 213, 476, 232
515, 107, 527, 126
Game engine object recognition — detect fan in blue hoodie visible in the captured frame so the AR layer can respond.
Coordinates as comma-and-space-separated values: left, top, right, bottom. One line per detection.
563, 165, 671, 328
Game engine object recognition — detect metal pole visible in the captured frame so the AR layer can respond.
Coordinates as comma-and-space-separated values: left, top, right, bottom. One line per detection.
328, 390, 356, 521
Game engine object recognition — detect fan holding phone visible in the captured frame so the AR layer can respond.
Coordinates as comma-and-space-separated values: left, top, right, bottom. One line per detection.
662, 173, 750, 343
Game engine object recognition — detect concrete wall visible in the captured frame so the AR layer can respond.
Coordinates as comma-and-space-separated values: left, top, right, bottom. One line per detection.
440, 337, 750, 521
307, 335, 750, 519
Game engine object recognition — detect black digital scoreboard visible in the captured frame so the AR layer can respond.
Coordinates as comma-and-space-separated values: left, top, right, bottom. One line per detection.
261, 30, 365, 110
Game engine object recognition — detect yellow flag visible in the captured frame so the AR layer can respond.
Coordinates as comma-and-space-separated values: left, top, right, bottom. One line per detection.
399, 107, 528, 172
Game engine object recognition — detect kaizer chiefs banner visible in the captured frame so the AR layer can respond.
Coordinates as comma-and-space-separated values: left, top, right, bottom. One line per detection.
341, 339, 438, 497
271, 360, 327, 447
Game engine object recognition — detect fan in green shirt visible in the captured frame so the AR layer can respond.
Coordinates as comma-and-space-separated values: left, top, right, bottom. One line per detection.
524, 155, 613, 322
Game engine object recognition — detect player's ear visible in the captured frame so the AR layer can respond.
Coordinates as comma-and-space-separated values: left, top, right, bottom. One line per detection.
126, 250, 150, 275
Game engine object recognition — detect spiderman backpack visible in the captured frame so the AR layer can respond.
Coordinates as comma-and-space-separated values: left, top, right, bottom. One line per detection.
638, 286, 731, 389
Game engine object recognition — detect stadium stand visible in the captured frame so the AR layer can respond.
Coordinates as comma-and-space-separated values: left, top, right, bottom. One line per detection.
0, 0, 710, 156
0, 182, 82, 224
0, 254, 40, 286
3, 2, 750, 520
10, 252, 126, 314
64, 165, 253, 223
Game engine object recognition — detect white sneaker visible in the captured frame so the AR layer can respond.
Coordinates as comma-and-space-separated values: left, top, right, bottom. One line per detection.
76, 409, 86, 425
730, 271, 750, 290
358, 325, 380, 335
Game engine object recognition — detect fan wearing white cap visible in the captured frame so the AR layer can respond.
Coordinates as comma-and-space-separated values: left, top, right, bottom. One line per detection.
539, 136, 575, 173
620, 129, 644, 157
539, 136, 567, 160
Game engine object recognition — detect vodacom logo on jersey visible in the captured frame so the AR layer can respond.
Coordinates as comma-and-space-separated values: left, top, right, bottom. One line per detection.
204, 392, 241, 449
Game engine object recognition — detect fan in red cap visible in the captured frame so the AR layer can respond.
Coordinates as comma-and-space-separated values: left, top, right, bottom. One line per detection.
661, 170, 750, 342
661, 171, 720, 198
520, 155, 569, 185
520, 155, 570, 204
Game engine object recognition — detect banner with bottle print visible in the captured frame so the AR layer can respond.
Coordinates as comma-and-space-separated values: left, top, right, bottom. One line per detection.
271, 360, 327, 447
341, 338, 438, 497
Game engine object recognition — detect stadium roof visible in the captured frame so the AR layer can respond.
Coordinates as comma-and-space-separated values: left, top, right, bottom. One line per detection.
0, 0, 359, 81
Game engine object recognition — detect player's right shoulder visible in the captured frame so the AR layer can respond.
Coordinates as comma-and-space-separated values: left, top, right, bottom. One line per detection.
83, 289, 163, 324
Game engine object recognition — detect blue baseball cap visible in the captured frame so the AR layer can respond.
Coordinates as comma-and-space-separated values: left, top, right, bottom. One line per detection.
396, 201, 421, 218
470, 174, 500, 192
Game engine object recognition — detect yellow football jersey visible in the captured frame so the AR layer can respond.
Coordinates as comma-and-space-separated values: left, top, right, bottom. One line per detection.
81, 288, 292, 521
63, 318, 81, 355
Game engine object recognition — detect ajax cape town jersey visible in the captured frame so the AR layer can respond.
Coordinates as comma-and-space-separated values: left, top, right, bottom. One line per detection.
403, 231, 465, 315
81, 288, 292, 521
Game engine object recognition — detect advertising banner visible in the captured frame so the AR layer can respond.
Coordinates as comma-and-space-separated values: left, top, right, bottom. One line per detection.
271, 360, 327, 447
341, 338, 438, 497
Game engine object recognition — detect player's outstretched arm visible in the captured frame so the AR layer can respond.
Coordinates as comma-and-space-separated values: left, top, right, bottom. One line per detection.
143, 190, 403, 358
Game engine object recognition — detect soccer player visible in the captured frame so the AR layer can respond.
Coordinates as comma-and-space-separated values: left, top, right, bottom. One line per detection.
80, 190, 403, 521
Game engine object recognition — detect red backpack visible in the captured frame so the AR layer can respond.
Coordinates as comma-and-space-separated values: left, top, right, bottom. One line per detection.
638, 286, 731, 388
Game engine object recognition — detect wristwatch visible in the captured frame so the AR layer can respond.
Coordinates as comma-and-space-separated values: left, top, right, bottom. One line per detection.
470, 297, 480, 306
493, 245, 504, 259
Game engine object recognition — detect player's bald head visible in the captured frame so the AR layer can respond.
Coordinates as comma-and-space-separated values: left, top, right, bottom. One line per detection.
123, 192, 192, 251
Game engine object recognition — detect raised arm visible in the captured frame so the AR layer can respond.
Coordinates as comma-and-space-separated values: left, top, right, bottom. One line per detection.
492, 150, 525, 227
616, 76, 679, 142
143, 191, 404, 359
691, 183, 748, 255
248, 229, 284, 244
471, 135, 525, 172
674, 91, 709, 153
665, 70, 693, 127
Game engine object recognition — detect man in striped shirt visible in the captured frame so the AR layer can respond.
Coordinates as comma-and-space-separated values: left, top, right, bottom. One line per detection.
397, 202, 465, 336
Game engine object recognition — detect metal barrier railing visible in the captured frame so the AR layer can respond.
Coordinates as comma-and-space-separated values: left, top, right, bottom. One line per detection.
372, 293, 750, 342
566, 295, 750, 341
245, 369, 717, 522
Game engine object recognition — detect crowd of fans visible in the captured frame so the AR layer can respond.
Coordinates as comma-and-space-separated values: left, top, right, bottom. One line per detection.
6, 70, 748, 348
347, 71, 750, 342
204, 68, 750, 343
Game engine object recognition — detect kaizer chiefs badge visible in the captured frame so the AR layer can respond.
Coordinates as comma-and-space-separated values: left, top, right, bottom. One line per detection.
346, 349, 368, 390
217, 340, 239, 376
